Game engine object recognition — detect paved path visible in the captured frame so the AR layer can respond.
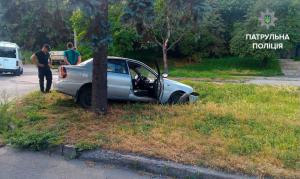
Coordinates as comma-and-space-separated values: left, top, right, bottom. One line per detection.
0, 147, 162, 179
280, 59, 300, 77
172, 76, 300, 87
0, 65, 57, 102
246, 76, 300, 86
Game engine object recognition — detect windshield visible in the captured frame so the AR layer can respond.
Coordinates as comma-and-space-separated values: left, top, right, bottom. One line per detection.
0, 47, 16, 58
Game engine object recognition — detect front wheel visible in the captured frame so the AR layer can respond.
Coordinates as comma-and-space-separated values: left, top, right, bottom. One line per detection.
78, 87, 92, 108
168, 91, 185, 105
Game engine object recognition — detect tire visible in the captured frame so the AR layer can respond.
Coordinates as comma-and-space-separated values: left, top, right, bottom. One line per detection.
14, 68, 21, 76
168, 91, 185, 105
78, 86, 92, 108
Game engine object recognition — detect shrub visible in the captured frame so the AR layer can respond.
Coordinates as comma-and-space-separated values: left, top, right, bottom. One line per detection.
0, 104, 12, 134
8, 130, 59, 151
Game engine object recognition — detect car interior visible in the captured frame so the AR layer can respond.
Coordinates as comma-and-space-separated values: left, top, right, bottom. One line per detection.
128, 61, 159, 99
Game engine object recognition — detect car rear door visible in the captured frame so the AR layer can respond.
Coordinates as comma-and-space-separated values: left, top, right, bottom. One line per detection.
107, 59, 131, 100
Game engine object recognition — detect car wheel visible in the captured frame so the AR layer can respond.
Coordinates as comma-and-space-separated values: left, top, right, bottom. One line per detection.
168, 91, 185, 105
78, 87, 92, 108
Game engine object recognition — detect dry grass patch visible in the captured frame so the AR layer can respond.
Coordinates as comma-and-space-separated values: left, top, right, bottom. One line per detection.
3, 82, 300, 177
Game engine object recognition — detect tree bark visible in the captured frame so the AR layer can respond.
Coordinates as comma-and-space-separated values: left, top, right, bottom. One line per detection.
91, 0, 108, 114
162, 43, 168, 74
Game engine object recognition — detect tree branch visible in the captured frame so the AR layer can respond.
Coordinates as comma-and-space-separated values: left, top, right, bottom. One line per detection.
167, 33, 185, 51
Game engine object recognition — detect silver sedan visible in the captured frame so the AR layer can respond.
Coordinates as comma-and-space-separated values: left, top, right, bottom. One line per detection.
55, 57, 199, 108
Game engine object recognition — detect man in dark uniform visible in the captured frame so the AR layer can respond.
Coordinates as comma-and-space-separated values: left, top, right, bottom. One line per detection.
31, 44, 52, 93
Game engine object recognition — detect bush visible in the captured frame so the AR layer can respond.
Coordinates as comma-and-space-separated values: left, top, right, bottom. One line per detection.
8, 130, 59, 151
0, 104, 12, 134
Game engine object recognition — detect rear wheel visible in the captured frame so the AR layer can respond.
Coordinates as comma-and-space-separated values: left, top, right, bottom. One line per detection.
168, 91, 185, 105
78, 86, 92, 108
14, 68, 21, 76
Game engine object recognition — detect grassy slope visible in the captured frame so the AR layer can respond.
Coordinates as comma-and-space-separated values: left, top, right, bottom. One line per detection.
168, 57, 282, 79
2, 82, 300, 177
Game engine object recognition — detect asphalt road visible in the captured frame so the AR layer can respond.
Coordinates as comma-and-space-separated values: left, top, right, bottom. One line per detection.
0, 147, 160, 179
0, 65, 57, 102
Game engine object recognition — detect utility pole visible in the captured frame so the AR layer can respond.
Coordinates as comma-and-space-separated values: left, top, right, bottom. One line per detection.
74, 29, 78, 49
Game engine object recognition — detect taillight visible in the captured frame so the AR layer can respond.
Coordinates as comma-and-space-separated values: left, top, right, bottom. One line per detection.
16, 61, 19, 66
59, 66, 67, 78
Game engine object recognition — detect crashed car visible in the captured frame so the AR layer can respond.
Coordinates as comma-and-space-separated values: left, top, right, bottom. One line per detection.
55, 57, 199, 108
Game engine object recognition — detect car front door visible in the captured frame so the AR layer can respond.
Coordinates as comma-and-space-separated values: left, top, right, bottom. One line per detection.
154, 61, 164, 101
107, 59, 131, 100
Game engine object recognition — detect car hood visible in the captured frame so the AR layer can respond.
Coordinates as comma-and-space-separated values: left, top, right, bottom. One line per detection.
163, 78, 193, 93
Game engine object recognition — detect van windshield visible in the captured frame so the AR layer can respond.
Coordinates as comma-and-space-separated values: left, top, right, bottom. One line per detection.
0, 47, 16, 58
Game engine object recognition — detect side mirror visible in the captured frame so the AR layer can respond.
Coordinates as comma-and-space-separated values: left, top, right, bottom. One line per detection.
162, 73, 168, 78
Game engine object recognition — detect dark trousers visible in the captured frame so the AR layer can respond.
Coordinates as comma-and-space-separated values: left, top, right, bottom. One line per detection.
38, 68, 52, 92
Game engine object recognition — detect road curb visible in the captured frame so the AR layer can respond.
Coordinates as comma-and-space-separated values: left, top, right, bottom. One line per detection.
49, 145, 254, 179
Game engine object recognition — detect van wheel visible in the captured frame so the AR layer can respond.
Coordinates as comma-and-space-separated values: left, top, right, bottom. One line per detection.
14, 68, 21, 76
168, 91, 185, 105
78, 86, 92, 108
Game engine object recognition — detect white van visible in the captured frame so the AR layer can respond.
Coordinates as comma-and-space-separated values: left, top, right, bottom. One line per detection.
0, 41, 24, 76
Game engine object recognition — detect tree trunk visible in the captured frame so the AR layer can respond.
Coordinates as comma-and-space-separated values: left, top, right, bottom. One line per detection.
91, 0, 108, 114
162, 44, 168, 74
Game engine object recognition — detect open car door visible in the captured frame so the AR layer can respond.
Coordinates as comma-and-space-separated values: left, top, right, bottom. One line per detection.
154, 61, 164, 102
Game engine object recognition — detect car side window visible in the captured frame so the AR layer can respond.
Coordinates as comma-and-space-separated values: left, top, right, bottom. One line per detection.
138, 65, 156, 81
107, 59, 129, 74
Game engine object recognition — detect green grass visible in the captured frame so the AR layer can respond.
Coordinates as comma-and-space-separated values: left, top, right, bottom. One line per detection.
169, 57, 282, 79
1, 83, 299, 177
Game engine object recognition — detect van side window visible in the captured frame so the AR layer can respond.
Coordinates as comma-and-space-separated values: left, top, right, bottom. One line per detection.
18, 49, 22, 59
107, 59, 129, 74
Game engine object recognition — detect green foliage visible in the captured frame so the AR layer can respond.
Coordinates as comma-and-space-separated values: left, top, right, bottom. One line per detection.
70, 9, 93, 60
230, 0, 300, 61
109, 4, 141, 56
8, 130, 59, 151
0, 104, 12, 134
75, 141, 99, 152
0, 0, 72, 50
178, 1, 227, 59
26, 111, 47, 122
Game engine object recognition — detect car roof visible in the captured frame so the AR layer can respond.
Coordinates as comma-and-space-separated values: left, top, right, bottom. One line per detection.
86, 56, 142, 64
82, 56, 158, 75
0, 41, 19, 48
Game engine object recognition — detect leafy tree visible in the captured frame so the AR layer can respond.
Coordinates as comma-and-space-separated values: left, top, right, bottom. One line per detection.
230, 0, 300, 66
179, 0, 226, 60
123, 0, 208, 73
218, 0, 255, 50
70, 10, 93, 59
0, 0, 72, 50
